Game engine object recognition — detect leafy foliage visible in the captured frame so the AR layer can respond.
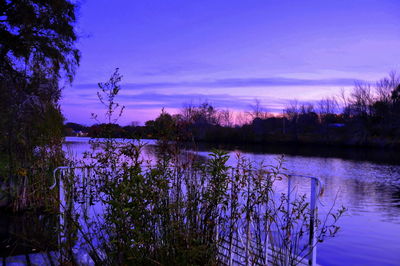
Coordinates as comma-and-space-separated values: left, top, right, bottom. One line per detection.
0, 0, 80, 80
0, 0, 79, 211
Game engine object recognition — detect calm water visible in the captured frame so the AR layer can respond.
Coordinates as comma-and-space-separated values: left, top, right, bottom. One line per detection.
63, 137, 400, 266
2, 137, 399, 265
219, 151, 400, 266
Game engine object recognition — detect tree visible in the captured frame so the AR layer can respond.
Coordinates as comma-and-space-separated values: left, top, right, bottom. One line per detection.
391, 84, 400, 104
298, 103, 319, 134
347, 82, 374, 117
247, 99, 268, 120
218, 109, 233, 127
181, 102, 220, 126
376, 71, 400, 104
0, 0, 80, 210
0, 0, 80, 80
284, 100, 300, 141
153, 109, 176, 140
318, 97, 338, 120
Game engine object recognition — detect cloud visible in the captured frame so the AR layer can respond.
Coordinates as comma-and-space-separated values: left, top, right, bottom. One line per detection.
72, 76, 362, 91
62, 75, 360, 123
62, 91, 291, 113
139, 62, 220, 76
121, 93, 251, 109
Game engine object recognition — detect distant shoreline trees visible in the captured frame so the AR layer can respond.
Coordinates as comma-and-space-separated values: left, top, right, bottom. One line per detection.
65, 72, 400, 149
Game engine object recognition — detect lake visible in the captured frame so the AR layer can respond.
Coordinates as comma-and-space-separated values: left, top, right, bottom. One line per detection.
2, 137, 400, 265
63, 137, 400, 266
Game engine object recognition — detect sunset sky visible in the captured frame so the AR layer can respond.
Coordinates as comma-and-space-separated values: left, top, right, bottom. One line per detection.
61, 0, 400, 125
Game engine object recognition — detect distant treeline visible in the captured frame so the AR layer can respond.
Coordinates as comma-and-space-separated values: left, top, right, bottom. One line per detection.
65, 72, 400, 149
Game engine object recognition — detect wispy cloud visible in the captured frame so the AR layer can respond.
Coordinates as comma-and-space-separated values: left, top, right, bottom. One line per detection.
63, 75, 357, 124
72, 76, 362, 91
120, 92, 273, 110
139, 62, 221, 76
62, 90, 292, 115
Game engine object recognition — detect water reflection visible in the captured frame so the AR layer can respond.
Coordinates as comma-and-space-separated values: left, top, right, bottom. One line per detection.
62, 138, 400, 265
1, 137, 399, 265
189, 144, 400, 265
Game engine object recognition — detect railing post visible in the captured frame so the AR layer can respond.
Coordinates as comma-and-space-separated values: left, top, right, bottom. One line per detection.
229, 168, 234, 266
264, 173, 271, 265
284, 176, 292, 266
309, 178, 318, 266
264, 221, 269, 265
245, 172, 251, 266
59, 168, 66, 262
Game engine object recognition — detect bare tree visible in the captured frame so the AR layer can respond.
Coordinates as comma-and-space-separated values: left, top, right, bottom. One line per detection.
284, 100, 300, 140
337, 88, 349, 114
246, 99, 268, 120
234, 112, 250, 126
318, 97, 338, 116
348, 82, 374, 116
284, 100, 299, 122
182, 102, 196, 123
376, 71, 400, 103
299, 103, 315, 115
218, 109, 233, 127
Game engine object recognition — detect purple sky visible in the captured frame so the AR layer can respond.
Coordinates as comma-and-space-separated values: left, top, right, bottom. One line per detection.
61, 0, 400, 125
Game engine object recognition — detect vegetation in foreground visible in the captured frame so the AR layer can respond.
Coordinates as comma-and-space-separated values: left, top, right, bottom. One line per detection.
58, 139, 345, 265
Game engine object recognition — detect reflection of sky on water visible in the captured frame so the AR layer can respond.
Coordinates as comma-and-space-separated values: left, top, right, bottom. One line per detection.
63, 137, 400, 265
235, 153, 400, 265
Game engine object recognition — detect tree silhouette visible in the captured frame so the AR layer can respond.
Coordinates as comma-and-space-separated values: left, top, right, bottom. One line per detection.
0, 0, 80, 210
0, 0, 80, 80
